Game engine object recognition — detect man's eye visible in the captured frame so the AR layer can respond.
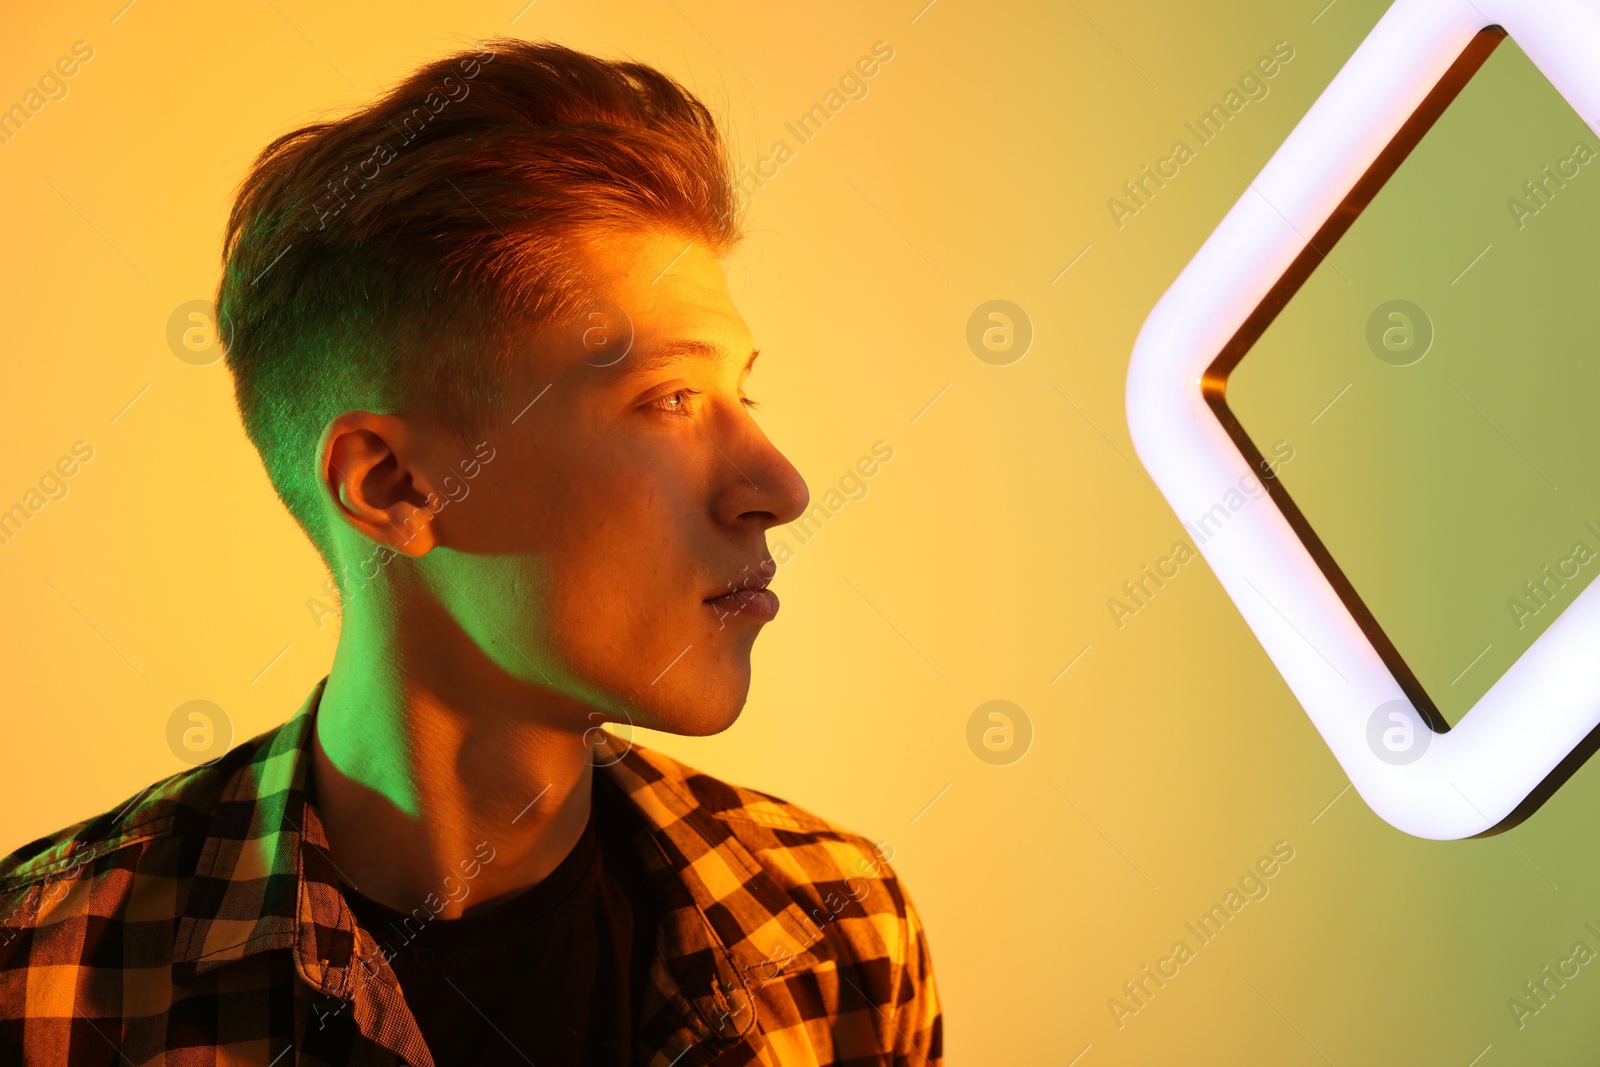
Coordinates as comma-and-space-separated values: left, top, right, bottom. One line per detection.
650, 388, 699, 417
647, 390, 760, 416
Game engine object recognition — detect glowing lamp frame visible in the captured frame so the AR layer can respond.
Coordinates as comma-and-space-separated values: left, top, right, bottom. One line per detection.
1125, 0, 1600, 839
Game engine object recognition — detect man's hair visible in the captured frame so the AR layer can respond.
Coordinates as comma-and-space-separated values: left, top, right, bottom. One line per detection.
216, 38, 740, 574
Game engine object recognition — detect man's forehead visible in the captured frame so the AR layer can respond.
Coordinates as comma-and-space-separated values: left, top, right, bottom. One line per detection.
580, 230, 726, 301
520, 232, 756, 377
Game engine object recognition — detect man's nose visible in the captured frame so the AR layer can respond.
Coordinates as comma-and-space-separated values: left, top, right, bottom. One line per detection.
715, 426, 810, 531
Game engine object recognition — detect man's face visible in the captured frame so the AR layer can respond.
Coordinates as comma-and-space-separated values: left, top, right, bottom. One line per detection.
420, 228, 810, 737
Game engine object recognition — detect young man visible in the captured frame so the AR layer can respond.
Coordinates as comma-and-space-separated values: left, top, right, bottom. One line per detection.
0, 38, 941, 1066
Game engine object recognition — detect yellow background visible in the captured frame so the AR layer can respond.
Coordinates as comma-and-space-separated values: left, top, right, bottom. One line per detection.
4, 0, 1599, 1062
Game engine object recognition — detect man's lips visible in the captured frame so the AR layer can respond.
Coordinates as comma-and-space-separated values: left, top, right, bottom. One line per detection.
701, 560, 776, 602
703, 586, 779, 622
702, 563, 780, 622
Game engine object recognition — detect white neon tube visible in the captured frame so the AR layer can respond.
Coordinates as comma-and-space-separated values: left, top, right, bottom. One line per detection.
1126, 0, 1600, 839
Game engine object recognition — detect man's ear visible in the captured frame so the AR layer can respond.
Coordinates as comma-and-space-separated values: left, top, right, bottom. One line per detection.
319, 411, 441, 557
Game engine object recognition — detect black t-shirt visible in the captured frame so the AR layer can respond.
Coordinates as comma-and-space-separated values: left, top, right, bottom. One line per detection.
342, 773, 660, 1067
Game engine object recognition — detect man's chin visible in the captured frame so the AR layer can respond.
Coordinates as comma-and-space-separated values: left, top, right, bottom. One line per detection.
658, 706, 745, 737
621, 672, 751, 738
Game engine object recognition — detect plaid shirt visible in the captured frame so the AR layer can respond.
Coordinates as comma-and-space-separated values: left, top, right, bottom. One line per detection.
0, 678, 942, 1066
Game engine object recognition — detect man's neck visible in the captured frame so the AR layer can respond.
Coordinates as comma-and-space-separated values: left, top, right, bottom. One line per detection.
311, 603, 601, 919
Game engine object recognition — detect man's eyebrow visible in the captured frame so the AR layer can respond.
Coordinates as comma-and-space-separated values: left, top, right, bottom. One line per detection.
619, 339, 760, 376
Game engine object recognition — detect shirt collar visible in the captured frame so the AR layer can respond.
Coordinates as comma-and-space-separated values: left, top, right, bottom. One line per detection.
172, 677, 837, 1003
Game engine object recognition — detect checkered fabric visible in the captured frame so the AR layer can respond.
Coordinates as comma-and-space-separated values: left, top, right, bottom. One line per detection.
0, 678, 942, 1065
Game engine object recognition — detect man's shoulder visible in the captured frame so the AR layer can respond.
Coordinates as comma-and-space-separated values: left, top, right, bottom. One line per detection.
613, 739, 942, 1062
614, 738, 904, 896
0, 720, 281, 896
